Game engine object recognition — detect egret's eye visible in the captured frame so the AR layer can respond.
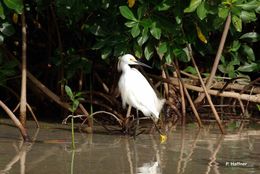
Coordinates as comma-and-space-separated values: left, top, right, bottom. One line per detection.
130, 58, 136, 62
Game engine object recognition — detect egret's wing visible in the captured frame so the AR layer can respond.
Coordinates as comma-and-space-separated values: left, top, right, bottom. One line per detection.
126, 68, 159, 116
118, 73, 127, 108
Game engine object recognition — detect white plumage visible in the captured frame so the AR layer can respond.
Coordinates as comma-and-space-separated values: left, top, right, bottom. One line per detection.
118, 54, 165, 122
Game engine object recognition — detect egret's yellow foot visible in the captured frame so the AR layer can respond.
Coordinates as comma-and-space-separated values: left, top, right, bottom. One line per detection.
160, 134, 167, 143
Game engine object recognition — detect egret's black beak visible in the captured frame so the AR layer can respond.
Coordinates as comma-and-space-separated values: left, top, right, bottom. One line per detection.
135, 60, 152, 69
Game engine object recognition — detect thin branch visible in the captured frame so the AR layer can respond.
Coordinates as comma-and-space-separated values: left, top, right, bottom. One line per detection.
62, 111, 123, 127
0, 100, 29, 141
85, 110, 123, 125
94, 72, 110, 93
194, 13, 231, 104
187, 44, 225, 134
26, 103, 40, 128
172, 62, 203, 127
176, 61, 186, 125
149, 75, 260, 103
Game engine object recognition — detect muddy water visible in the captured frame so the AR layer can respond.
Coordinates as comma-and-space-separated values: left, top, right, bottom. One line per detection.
0, 120, 260, 174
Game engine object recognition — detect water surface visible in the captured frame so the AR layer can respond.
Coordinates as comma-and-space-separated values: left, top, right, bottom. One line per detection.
0, 120, 259, 174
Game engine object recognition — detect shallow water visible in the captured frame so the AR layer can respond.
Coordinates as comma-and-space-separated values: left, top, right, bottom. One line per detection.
0, 120, 260, 174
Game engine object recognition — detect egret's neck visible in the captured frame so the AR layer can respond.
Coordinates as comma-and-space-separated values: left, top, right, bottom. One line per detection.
120, 63, 131, 73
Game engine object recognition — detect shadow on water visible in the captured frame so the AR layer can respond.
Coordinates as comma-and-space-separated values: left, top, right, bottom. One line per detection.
0, 120, 260, 174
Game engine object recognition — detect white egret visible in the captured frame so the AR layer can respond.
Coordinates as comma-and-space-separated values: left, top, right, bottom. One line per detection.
117, 54, 166, 138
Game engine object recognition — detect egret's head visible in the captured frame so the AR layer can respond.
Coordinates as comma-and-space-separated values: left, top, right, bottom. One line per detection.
118, 54, 150, 71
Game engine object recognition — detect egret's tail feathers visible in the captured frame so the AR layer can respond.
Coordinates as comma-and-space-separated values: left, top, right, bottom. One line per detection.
157, 98, 166, 113
152, 98, 166, 123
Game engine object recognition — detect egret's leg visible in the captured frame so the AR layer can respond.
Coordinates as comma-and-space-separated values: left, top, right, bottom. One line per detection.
152, 120, 164, 135
134, 110, 139, 139
124, 106, 132, 133
126, 105, 132, 119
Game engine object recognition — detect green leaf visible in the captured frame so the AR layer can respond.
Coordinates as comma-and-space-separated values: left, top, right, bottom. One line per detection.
230, 53, 240, 65
101, 47, 112, 60
137, 27, 149, 46
125, 21, 137, 28
227, 63, 235, 78
236, 0, 259, 11
237, 63, 257, 72
0, 34, 3, 44
140, 18, 153, 28
134, 42, 142, 58
241, 44, 255, 61
3, 0, 23, 14
256, 6, 260, 13
0, 3, 5, 19
182, 47, 191, 62
114, 43, 128, 57
89, 24, 106, 36
0, 22, 15, 36
165, 50, 173, 64
0, 60, 18, 77
220, 55, 226, 65
65, 85, 74, 100
240, 11, 256, 23
74, 92, 83, 98
158, 42, 167, 54
137, 6, 144, 19
229, 40, 241, 52
239, 32, 260, 42
232, 15, 242, 32
218, 64, 226, 74
257, 104, 260, 111
155, 0, 172, 11
92, 39, 106, 50
174, 48, 189, 62
144, 44, 154, 60
72, 100, 79, 112
218, 7, 229, 19
196, 1, 207, 20
119, 6, 137, 21
183, 66, 197, 75
184, 0, 202, 13
150, 23, 161, 40
131, 24, 140, 38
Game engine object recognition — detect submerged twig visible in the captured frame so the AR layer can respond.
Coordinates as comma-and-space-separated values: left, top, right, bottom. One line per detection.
62, 111, 123, 128
82, 111, 123, 126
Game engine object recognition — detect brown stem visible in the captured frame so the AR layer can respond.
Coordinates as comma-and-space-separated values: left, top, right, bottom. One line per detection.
20, 12, 27, 126
149, 75, 260, 103
26, 103, 40, 128
173, 62, 203, 127
0, 100, 29, 141
176, 60, 186, 125
94, 72, 110, 93
187, 44, 225, 134
194, 13, 231, 105
79, 104, 92, 129
161, 65, 169, 99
